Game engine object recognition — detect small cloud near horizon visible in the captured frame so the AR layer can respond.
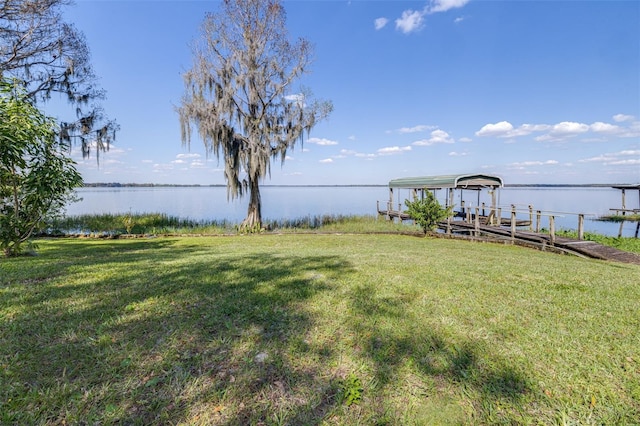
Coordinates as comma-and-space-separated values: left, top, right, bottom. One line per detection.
308, 137, 338, 146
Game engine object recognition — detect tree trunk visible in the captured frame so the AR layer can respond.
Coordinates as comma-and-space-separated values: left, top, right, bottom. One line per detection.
241, 177, 262, 231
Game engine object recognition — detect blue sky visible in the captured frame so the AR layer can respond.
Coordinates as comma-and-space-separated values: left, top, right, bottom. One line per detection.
52, 0, 639, 185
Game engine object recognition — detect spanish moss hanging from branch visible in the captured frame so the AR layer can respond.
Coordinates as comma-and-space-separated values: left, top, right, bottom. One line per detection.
178, 0, 332, 230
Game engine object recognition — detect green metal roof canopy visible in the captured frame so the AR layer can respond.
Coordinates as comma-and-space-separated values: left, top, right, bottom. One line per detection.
388, 174, 503, 189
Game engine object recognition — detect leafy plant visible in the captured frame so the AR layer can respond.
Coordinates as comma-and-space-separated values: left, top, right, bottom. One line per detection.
0, 78, 82, 256
404, 191, 453, 234
338, 373, 363, 406
122, 211, 134, 235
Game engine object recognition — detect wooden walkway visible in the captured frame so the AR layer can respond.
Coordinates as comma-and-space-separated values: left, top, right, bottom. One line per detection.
439, 220, 640, 265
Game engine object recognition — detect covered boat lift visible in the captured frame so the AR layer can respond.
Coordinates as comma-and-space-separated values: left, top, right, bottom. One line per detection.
381, 174, 504, 219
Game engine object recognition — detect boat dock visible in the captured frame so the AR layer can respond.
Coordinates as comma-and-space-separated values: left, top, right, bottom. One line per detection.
438, 219, 640, 264
376, 204, 640, 264
377, 174, 640, 265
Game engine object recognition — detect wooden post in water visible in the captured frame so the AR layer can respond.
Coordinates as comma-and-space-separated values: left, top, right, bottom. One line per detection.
511, 205, 516, 239
482, 202, 486, 217
490, 189, 497, 218
529, 205, 534, 231
549, 215, 556, 245
619, 188, 626, 237
536, 211, 542, 233
497, 208, 502, 226
578, 214, 584, 240
475, 207, 480, 235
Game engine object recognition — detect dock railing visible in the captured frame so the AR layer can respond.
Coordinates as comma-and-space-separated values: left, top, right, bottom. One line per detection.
378, 199, 599, 242
457, 202, 596, 242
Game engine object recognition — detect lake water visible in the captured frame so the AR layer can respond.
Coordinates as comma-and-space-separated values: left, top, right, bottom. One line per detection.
66, 186, 640, 237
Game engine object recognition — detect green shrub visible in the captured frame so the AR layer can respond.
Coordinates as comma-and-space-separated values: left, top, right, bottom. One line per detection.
404, 192, 453, 234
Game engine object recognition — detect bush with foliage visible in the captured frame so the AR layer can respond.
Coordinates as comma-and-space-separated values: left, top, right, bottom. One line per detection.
0, 79, 82, 256
404, 191, 453, 234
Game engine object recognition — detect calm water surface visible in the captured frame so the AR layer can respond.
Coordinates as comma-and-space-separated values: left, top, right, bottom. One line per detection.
66, 186, 639, 237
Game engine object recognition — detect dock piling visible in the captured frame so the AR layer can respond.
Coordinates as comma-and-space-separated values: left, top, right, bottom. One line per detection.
578, 214, 584, 240
529, 205, 534, 231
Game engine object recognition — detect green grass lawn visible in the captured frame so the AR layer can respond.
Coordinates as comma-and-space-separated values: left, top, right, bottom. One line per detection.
1, 235, 639, 425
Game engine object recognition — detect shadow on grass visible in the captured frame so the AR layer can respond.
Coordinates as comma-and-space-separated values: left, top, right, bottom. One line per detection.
1, 239, 351, 425
2, 238, 535, 424
345, 283, 533, 423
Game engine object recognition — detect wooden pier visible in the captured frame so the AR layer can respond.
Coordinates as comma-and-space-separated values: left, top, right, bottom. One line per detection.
378, 175, 640, 264
377, 203, 640, 264
438, 220, 640, 264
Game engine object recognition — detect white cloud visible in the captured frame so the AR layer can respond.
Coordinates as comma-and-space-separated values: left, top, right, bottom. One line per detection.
176, 153, 201, 159
476, 121, 551, 138
550, 121, 590, 136
104, 159, 122, 165
412, 129, 455, 145
308, 137, 338, 146
476, 116, 640, 142
428, 0, 470, 13
619, 120, 640, 138
319, 158, 333, 163
608, 159, 640, 166
449, 151, 468, 156
396, 9, 425, 34
398, 124, 434, 134
579, 149, 640, 165
377, 146, 412, 155
393, 0, 470, 34
454, 16, 465, 23
509, 160, 559, 167
153, 163, 174, 171
141, 159, 153, 164
374, 17, 388, 30
475, 121, 514, 137
613, 113, 634, 123
285, 93, 306, 108
510, 123, 551, 136
458, 137, 472, 143
535, 121, 590, 141
590, 122, 620, 134
356, 153, 377, 159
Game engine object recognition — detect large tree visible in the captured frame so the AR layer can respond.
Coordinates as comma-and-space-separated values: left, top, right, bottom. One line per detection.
0, 0, 116, 161
178, 0, 332, 230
